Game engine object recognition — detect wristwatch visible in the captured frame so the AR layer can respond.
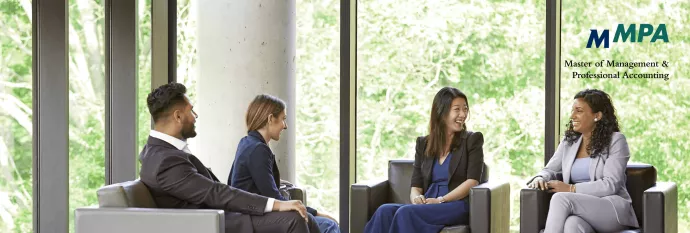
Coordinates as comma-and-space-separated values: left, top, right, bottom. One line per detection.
439, 196, 446, 203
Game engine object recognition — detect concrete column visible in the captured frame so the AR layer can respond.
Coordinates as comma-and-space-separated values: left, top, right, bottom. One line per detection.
193, 0, 296, 183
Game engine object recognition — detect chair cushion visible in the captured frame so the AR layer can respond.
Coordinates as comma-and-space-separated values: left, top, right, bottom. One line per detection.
97, 184, 129, 207
479, 163, 489, 183
625, 162, 656, 228
440, 225, 469, 233
97, 180, 157, 208
388, 160, 415, 204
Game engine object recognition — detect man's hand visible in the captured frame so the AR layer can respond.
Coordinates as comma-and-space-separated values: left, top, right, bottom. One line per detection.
273, 200, 308, 222
317, 212, 339, 224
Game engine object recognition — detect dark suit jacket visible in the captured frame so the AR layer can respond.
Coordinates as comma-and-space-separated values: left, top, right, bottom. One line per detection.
228, 131, 318, 216
139, 136, 269, 231
411, 130, 484, 200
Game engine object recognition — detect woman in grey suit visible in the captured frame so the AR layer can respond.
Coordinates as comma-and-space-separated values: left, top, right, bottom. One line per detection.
527, 89, 638, 233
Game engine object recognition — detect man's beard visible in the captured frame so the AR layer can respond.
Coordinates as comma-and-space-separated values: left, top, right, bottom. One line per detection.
181, 124, 197, 139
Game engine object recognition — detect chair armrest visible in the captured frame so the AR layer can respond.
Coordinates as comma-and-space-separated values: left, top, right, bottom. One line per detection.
470, 180, 510, 233
75, 207, 224, 233
520, 188, 553, 233
286, 186, 307, 205
351, 180, 390, 233
643, 182, 677, 233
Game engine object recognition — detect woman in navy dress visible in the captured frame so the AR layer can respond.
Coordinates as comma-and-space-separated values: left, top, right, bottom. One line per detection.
364, 87, 485, 233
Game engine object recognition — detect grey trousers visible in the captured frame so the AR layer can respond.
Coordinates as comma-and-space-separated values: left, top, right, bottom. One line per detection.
544, 192, 630, 233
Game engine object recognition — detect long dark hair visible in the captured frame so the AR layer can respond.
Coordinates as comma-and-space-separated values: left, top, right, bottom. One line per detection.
425, 87, 469, 157
564, 89, 620, 157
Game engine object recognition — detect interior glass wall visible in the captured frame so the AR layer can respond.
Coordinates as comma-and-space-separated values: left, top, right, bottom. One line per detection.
356, 0, 546, 230
560, 0, 690, 229
0, 1, 33, 231
67, 0, 106, 232
295, 0, 341, 220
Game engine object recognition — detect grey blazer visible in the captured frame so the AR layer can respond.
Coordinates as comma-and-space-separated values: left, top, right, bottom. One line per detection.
529, 132, 639, 228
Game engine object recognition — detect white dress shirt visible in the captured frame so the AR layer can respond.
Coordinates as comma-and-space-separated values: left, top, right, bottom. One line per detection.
150, 130, 275, 212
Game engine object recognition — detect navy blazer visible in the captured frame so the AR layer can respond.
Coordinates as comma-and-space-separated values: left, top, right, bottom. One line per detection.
229, 131, 317, 216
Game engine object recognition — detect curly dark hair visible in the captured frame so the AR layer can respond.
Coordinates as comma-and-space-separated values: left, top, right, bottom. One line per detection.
147, 83, 188, 122
564, 89, 620, 157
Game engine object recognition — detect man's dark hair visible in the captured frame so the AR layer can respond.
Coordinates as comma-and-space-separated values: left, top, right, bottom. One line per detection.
147, 83, 188, 122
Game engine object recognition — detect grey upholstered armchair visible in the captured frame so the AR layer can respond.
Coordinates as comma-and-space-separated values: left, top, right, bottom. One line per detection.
74, 179, 306, 233
520, 163, 677, 233
351, 159, 510, 233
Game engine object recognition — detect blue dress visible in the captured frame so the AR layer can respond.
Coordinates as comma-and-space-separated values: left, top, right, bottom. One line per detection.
363, 153, 470, 233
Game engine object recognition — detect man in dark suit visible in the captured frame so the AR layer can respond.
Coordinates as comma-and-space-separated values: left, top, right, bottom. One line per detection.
139, 83, 320, 233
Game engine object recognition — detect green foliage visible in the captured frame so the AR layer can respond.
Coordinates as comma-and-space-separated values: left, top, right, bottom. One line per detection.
295, 0, 342, 217
175, 0, 198, 103
64, 1, 108, 232
1, 0, 34, 231
137, 0, 152, 164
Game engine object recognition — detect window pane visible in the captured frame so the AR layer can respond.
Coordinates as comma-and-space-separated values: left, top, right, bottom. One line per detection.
0, 0, 33, 231
175, 0, 199, 153
296, 0, 340, 219
356, 0, 546, 231
560, 0, 690, 230
137, 0, 152, 170
177, 0, 198, 103
68, 0, 105, 232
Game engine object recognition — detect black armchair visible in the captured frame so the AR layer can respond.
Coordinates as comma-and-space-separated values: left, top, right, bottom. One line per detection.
520, 163, 677, 233
351, 159, 510, 233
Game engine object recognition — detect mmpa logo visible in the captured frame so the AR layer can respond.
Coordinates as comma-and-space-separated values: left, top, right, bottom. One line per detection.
587, 24, 668, 48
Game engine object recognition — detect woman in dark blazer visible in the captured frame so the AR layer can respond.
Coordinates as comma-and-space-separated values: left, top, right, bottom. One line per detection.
364, 87, 485, 233
527, 89, 638, 233
228, 94, 339, 233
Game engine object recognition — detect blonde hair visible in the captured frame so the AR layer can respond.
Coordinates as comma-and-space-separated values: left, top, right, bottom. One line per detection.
246, 94, 286, 131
